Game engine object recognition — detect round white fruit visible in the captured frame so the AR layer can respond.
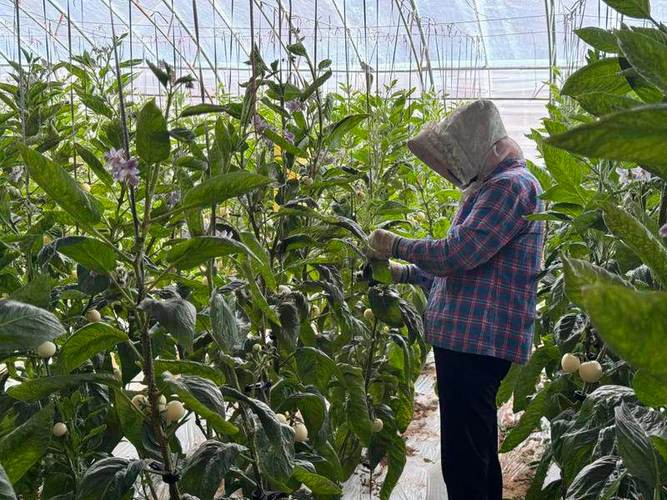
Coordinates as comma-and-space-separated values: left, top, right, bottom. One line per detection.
165, 401, 186, 422
276, 413, 288, 424
371, 418, 384, 433
131, 394, 148, 411
36, 341, 57, 359
81, 183, 91, 193
293, 422, 308, 443
311, 305, 320, 317
561, 353, 580, 374
301, 176, 313, 186
52, 422, 68, 437
85, 309, 101, 323
579, 360, 603, 383
253, 343, 263, 352
277, 285, 291, 295
363, 308, 374, 321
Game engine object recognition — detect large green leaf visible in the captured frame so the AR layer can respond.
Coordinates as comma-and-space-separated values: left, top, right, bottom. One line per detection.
324, 114, 368, 147
75, 457, 145, 500
633, 371, 667, 407
54, 236, 117, 274
616, 28, 667, 94
112, 389, 144, 452
9, 275, 51, 309
136, 99, 170, 164
180, 440, 246, 499
575, 92, 641, 116
182, 171, 270, 210
547, 104, 667, 181
292, 465, 342, 495
581, 285, 667, 380
0, 300, 64, 351
75, 143, 114, 186
565, 455, 619, 500
18, 144, 103, 226
561, 58, 631, 97
154, 359, 225, 386
165, 235, 256, 270
179, 102, 239, 118
603, 0, 650, 18
602, 202, 667, 287
55, 323, 128, 374
7, 373, 119, 401
615, 403, 664, 491
562, 255, 630, 307
337, 363, 372, 445
0, 463, 16, 499
209, 291, 244, 353
158, 373, 238, 435
575, 27, 619, 52
295, 347, 338, 394
0, 403, 53, 484
239, 231, 276, 289
368, 287, 403, 327
262, 127, 307, 157
139, 297, 196, 352
512, 343, 560, 412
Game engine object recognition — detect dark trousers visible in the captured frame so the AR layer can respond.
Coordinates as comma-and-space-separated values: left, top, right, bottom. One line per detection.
434, 347, 512, 500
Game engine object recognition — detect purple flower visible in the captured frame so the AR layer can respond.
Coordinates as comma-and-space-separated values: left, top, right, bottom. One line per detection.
105, 149, 140, 187
167, 190, 181, 208
284, 131, 295, 144
617, 167, 652, 184
660, 223, 667, 238
252, 114, 269, 133
285, 100, 303, 113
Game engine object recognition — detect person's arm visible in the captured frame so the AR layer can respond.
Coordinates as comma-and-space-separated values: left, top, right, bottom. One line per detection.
392, 263, 435, 294
393, 176, 535, 277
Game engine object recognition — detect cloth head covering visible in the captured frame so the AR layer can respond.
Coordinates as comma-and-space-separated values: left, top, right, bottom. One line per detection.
407, 99, 518, 193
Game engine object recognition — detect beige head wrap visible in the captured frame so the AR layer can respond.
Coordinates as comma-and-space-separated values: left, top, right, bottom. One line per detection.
407, 100, 523, 196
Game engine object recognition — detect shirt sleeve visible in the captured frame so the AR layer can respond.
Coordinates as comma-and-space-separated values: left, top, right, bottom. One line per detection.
393, 176, 535, 277
397, 264, 435, 294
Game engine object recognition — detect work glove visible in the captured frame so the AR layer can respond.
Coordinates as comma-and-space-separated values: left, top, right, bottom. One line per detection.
367, 229, 400, 260
389, 262, 409, 283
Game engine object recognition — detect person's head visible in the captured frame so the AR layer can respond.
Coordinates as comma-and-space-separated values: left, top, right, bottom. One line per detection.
407, 99, 523, 190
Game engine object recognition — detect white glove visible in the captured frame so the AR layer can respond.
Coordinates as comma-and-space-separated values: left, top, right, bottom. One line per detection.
367, 229, 399, 260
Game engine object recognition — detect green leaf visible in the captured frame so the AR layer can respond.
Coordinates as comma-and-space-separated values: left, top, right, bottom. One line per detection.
500, 385, 549, 452
324, 114, 368, 147
180, 441, 246, 499
633, 371, 667, 407
138, 297, 196, 352
136, 99, 170, 164
295, 347, 338, 394
261, 127, 307, 157
182, 171, 270, 210
370, 260, 392, 285
337, 363, 372, 445
581, 285, 667, 380
369, 287, 403, 327
165, 236, 256, 270
615, 403, 664, 490
75, 143, 114, 186
158, 373, 238, 435
497, 363, 521, 406
561, 58, 631, 97
54, 236, 117, 274
0, 300, 65, 351
0, 464, 17, 499
112, 389, 145, 452
9, 275, 51, 309
565, 455, 619, 500
575, 92, 641, 116
602, 202, 667, 286
55, 323, 128, 375
287, 42, 307, 56
75, 457, 145, 500
602, 0, 650, 18
179, 103, 239, 118
292, 465, 342, 495
616, 28, 667, 94
546, 104, 667, 182
146, 60, 169, 88
512, 343, 560, 412
575, 27, 619, 52
301, 70, 332, 101
239, 231, 276, 289
562, 255, 630, 307
154, 359, 225, 386
0, 403, 53, 484
7, 373, 119, 401
18, 144, 103, 227
209, 291, 244, 353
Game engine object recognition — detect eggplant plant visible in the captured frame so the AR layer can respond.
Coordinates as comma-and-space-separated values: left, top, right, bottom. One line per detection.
0, 33, 449, 499
497, 1, 667, 498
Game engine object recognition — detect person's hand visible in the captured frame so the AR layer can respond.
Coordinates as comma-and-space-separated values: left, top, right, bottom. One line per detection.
389, 262, 407, 282
367, 229, 398, 260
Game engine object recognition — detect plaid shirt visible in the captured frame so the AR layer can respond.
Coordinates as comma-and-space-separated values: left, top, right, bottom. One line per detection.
394, 158, 544, 364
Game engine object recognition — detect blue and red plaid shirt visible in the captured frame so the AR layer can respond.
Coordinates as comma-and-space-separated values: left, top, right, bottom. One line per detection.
394, 158, 544, 364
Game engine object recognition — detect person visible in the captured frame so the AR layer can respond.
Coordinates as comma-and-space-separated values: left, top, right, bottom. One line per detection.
367, 99, 545, 500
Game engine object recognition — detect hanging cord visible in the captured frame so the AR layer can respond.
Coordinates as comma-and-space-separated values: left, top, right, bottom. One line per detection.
66, 0, 77, 180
